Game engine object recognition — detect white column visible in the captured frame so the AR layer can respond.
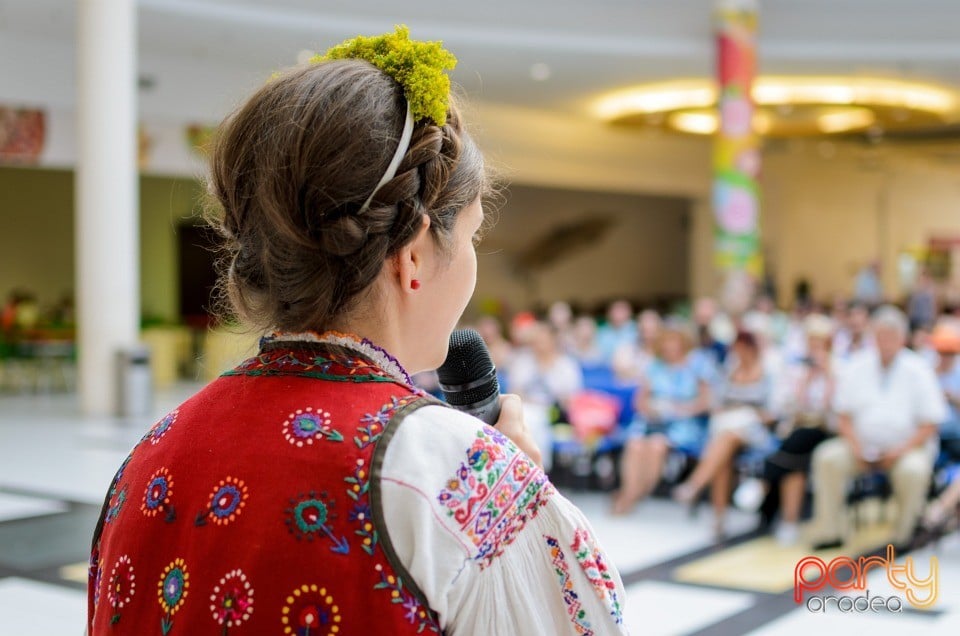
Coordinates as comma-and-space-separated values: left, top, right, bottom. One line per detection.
76, 0, 139, 415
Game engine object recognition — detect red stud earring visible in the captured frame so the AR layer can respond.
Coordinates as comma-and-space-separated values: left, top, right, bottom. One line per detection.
411, 279, 421, 290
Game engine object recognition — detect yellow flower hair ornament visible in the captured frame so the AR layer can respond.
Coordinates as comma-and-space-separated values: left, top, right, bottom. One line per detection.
312, 25, 457, 213
314, 24, 457, 127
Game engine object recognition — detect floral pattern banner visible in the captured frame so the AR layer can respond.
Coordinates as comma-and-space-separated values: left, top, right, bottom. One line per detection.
0, 107, 45, 164
713, 0, 763, 277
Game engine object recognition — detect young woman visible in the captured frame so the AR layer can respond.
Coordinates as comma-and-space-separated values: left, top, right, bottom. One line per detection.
612, 321, 710, 515
673, 330, 776, 538
86, 28, 626, 635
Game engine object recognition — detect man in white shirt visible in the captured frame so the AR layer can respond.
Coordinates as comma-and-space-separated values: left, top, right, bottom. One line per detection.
810, 306, 947, 549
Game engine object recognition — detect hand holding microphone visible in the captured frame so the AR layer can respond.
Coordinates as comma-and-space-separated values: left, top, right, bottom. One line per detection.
438, 329, 542, 467
493, 394, 542, 468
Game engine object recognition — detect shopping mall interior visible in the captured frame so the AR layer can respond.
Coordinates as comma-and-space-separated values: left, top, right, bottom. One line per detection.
2, 1, 960, 634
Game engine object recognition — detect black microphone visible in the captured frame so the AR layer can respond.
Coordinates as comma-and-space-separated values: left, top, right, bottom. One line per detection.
437, 328, 501, 425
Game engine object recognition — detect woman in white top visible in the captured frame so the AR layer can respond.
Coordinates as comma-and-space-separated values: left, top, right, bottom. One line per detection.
672, 330, 776, 538
509, 321, 585, 409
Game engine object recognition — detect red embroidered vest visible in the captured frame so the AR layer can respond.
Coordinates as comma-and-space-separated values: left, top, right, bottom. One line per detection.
87, 340, 443, 635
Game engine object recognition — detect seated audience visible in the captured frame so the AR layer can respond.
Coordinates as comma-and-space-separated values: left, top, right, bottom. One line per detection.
547, 300, 576, 351
509, 322, 583, 407
673, 330, 777, 539
932, 321, 960, 461
596, 299, 637, 361
570, 315, 604, 366
907, 270, 938, 333
509, 322, 584, 469
810, 306, 947, 550
612, 320, 710, 515
508, 310, 538, 348
911, 323, 939, 368
692, 296, 729, 364
611, 309, 661, 382
832, 301, 874, 365
759, 314, 836, 545
474, 314, 514, 371
922, 470, 960, 531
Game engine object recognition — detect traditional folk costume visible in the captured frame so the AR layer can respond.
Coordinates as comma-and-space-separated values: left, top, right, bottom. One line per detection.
88, 332, 627, 635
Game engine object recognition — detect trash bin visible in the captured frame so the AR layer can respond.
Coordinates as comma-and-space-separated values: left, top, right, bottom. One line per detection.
117, 344, 153, 417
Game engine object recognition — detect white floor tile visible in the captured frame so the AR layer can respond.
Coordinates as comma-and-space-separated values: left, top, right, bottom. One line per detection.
0, 492, 67, 522
567, 492, 757, 573
622, 580, 755, 635
0, 578, 86, 636
747, 605, 955, 636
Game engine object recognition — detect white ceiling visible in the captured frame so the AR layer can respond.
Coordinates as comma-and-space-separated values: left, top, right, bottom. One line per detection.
3, 0, 960, 122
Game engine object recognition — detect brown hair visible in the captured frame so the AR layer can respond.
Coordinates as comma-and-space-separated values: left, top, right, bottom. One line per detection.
206, 58, 487, 332
733, 330, 759, 352
653, 320, 694, 360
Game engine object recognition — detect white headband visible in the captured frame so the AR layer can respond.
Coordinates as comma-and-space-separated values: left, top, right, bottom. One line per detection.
358, 102, 414, 214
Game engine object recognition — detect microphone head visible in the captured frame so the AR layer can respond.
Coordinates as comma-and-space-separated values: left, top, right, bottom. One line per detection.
437, 329, 498, 408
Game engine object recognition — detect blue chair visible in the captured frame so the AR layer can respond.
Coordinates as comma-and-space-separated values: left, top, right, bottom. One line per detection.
580, 362, 616, 392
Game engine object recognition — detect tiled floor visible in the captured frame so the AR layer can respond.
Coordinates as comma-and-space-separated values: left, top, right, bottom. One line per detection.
1, 385, 958, 635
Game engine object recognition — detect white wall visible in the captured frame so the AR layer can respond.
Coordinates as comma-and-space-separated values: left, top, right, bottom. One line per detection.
0, 168, 203, 322
762, 142, 960, 304
5, 24, 960, 310
473, 185, 690, 312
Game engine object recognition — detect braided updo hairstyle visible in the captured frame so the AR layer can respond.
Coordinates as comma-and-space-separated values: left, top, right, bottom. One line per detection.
207, 59, 487, 333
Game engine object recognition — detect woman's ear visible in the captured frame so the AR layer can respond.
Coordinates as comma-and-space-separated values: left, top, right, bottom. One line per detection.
394, 214, 432, 292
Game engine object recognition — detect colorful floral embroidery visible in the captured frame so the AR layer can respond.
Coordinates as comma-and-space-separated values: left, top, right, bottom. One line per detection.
545, 535, 593, 636
270, 331, 414, 385
285, 491, 350, 554
158, 558, 189, 634
209, 568, 254, 632
280, 584, 341, 636
348, 502, 371, 524
142, 467, 174, 518
345, 459, 377, 555
149, 410, 178, 444
355, 395, 422, 451
225, 347, 400, 385
571, 529, 623, 625
437, 426, 554, 568
90, 551, 102, 614
105, 554, 135, 624
104, 484, 128, 524
112, 453, 134, 488
200, 476, 249, 526
373, 564, 439, 634
283, 407, 343, 447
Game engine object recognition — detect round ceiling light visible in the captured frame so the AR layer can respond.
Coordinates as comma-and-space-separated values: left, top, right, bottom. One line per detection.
594, 76, 960, 137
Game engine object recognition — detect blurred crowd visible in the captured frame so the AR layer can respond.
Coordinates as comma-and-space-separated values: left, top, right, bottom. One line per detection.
436, 290, 960, 552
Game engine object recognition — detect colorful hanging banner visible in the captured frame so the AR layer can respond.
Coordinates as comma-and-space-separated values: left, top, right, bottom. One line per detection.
713, 0, 762, 277
0, 107, 46, 164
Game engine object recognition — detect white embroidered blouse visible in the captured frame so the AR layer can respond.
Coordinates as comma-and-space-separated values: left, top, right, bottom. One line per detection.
379, 404, 629, 635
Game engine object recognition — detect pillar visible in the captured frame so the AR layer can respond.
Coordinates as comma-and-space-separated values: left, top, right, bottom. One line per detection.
713, 0, 762, 293
76, 0, 139, 415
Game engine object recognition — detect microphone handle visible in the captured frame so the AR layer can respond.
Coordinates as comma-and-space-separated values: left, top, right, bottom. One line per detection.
451, 391, 501, 426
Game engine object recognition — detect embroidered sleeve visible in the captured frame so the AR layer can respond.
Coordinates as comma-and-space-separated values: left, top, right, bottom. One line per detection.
376, 404, 628, 635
